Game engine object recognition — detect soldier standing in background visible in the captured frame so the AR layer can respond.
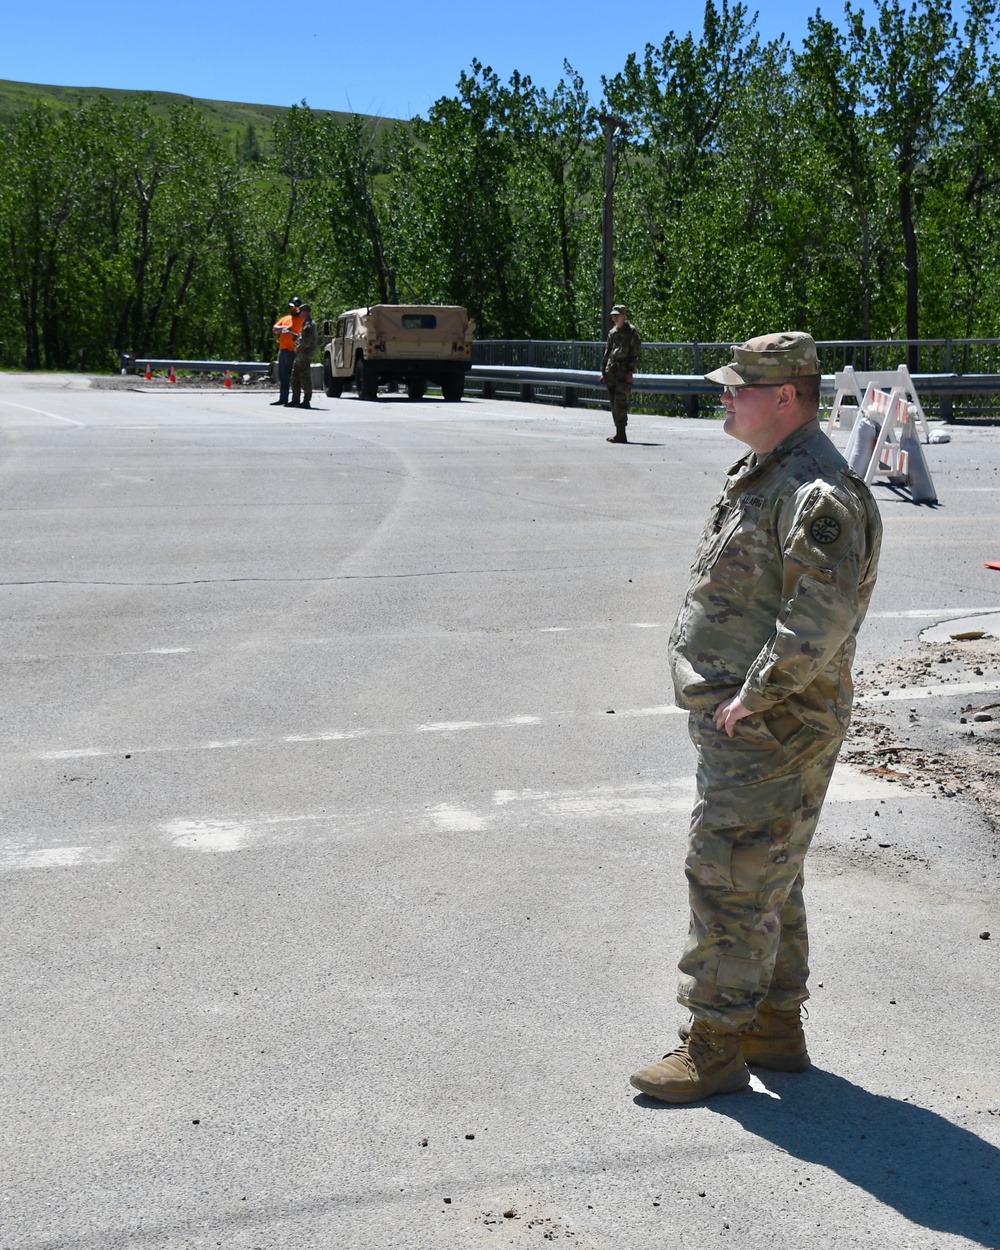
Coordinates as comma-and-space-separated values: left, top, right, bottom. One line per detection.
271, 297, 304, 406
600, 304, 642, 443
288, 304, 318, 409
630, 332, 882, 1103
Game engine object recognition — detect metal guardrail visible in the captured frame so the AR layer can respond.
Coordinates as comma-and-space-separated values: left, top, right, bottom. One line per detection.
468, 363, 1000, 419
469, 364, 709, 396
472, 337, 1000, 375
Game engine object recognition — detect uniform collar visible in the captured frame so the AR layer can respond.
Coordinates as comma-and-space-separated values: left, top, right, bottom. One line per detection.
728, 416, 821, 476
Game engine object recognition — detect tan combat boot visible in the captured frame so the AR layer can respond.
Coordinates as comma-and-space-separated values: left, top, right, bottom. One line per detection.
677, 1002, 811, 1072
630, 1019, 750, 1103
740, 1001, 810, 1072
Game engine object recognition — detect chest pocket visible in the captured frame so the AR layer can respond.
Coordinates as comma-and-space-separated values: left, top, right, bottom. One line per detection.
699, 505, 769, 590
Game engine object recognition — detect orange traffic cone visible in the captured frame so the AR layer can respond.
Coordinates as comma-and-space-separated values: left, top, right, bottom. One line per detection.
224, 369, 232, 388
168, 365, 177, 384
144, 363, 152, 381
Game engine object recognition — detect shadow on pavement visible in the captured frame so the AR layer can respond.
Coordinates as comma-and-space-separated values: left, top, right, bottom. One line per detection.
713, 1067, 1000, 1247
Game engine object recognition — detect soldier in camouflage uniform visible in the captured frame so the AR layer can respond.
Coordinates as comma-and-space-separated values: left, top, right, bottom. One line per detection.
601, 304, 642, 443
630, 332, 882, 1104
288, 304, 318, 409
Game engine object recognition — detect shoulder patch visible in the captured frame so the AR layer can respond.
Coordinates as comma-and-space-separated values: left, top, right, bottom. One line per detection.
785, 489, 859, 569
810, 515, 842, 545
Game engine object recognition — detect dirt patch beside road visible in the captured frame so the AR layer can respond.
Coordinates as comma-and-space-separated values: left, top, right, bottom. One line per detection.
87, 372, 273, 391
846, 633, 1000, 835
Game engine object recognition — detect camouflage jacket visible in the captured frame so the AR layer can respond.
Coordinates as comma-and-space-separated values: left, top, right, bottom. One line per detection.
668, 418, 882, 736
602, 322, 641, 376
294, 317, 318, 358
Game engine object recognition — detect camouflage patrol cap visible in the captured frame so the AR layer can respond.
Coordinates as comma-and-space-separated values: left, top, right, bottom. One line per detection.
611, 304, 629, 317
705, 331, 820, 387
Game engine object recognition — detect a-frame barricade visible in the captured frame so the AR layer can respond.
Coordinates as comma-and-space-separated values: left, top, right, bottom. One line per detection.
842, 382, 938, 503
826, 364, 931, 443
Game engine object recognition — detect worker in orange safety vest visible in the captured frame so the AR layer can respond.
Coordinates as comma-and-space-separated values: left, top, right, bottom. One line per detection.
271, 297, 304, 405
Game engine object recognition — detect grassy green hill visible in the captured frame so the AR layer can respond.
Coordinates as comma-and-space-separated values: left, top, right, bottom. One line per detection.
0, 77, 397, 149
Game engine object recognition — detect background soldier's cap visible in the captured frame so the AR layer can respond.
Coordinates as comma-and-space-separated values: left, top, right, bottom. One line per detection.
704, 331, 820, 386
288, 297, 302, 308
611, 304, 629, 317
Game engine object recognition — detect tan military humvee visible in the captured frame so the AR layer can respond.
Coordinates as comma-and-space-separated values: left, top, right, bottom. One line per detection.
321, 304, 475, 402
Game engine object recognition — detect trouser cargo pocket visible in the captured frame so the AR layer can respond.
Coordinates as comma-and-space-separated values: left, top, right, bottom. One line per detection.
690, 772, 802, 892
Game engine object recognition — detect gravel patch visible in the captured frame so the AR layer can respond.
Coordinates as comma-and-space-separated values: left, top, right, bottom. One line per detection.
846, 632, 1000, 834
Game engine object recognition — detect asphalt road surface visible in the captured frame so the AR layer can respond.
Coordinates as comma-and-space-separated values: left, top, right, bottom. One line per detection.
2, 373, 999, 1250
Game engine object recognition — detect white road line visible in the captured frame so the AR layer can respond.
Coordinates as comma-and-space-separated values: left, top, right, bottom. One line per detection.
617, 705, 685, 718
860, 679, 1000, 703
0, 398, 83, 427
0, 843, 117, 869
27, 666, 1000, 764
0, 761, 926, 870
16, 612, 997, 663
28, 705, 684, 761
870, 607, 1000, 619
416, 715, 543, 733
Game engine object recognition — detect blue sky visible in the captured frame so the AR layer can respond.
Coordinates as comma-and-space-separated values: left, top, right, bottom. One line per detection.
3, 0, 842, 119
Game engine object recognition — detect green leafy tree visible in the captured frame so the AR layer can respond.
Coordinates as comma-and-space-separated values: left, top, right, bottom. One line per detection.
303, 112, 395, 309
798, 0, 998, 355
919, 57, 1000, 340
602, 0, 769, 337
0, 104, 79, 368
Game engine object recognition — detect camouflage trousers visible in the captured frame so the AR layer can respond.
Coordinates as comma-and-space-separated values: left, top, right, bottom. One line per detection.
605, 376, 631, 436
291, 354, 313, 404
677, 707, 842, 1031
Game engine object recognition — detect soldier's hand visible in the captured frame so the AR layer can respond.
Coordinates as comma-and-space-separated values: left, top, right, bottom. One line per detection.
600, 374, 606, 384
714, 695, 753, 737
626, 372, 634, 383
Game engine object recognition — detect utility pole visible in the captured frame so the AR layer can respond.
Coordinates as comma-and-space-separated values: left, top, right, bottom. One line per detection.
597, 113, 625, 338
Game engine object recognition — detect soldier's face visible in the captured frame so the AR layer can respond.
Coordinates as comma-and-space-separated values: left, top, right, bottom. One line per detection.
611, 313, 626, 328
721, 382, 794, 453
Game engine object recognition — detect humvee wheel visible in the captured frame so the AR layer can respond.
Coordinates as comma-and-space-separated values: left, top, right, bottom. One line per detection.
324, 355, 344, 398
406, 377, 427, 400
355, 355, 378, 401
441, 374, 465, 402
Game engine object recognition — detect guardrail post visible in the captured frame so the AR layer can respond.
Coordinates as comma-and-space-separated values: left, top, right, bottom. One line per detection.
941, 339, 953, 423
685, 342, 701, 418
563, 386, 577, 408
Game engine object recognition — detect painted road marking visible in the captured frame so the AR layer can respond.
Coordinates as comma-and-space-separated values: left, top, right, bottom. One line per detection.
860, 679, 1000, 702
0, 398, 83, 427
26, 704, 685, 762
870, 606, 1000, 619
25, 673, 1000, 763
9, 613, 998, 663
0, 843, 117, 870
417, 715, 543, 733
1, 763, 916, 870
